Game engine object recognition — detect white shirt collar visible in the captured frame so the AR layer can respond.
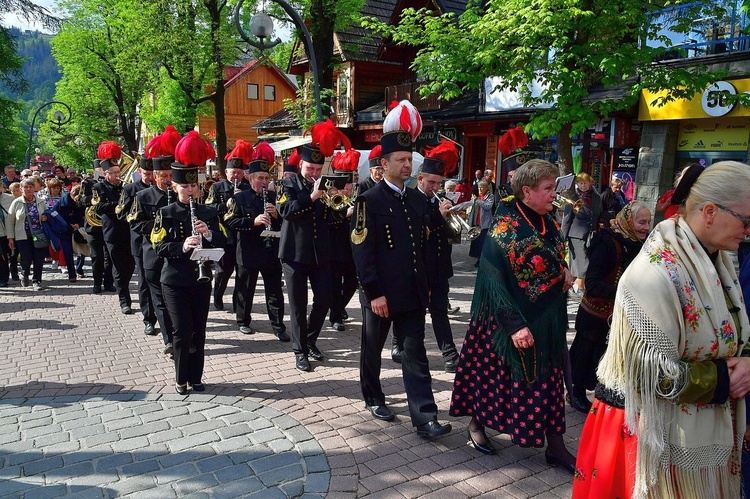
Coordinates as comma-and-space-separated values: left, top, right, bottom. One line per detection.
383, 178, 405, 196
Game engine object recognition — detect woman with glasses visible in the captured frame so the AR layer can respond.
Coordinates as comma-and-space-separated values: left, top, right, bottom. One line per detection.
574, 161, 750, 498
5, 178, 50, 290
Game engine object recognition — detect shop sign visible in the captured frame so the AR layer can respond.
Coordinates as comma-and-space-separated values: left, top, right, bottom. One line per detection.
639, 78, 750, 120
416, 128, 458, 144
677, 117, 750, 151
364, 130, 382, 143
612, 147, 638, 171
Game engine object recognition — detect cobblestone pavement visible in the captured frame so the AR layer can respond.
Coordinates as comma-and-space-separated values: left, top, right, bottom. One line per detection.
0, 243, 583, 498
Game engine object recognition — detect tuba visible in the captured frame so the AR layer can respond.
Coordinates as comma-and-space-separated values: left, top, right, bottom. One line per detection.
552, 194, 584, 213
85, 189, 102, 227
435, 193, 480, 241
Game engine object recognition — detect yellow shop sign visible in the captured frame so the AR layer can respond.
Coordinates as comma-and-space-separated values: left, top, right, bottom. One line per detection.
677, 117, 750, 151
639, 79, 750, 121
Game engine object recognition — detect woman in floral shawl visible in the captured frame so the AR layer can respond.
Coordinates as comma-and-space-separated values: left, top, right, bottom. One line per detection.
573, 161, 750, 498
450, 159, 577, 472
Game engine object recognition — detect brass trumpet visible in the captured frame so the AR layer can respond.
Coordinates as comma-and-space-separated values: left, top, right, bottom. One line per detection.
553, 194, 584, 214
322, 178, 352, 211
434, 193, 481, 241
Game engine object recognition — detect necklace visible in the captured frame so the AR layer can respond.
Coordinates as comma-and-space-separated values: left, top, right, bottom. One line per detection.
517, 344, 537, 385
516, 201, 546, 235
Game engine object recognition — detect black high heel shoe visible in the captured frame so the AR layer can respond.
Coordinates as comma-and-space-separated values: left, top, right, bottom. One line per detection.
174, 384, 188, 395
544, 449, 576, 474
467, 426, 496, 455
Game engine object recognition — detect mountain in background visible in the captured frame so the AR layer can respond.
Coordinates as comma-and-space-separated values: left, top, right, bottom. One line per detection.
5, 27, 60, 104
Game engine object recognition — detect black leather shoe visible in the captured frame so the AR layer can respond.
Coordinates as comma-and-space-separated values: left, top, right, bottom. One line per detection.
163, 343, 173, 356
239, 325, 255, 335
331, 322, 345, 332
22, 277, 30, 287
444, 358, 458, 374
341, 310, 349, 321
569, 393, 592, 413
391, 345, 402, 364
175, 384, 188, 395
104, 285, 117, 292
368, 405, 395, 422
92, 285, 102, 294
447, 306, 461, 314
190, 383, 205, 392
416, 420, 452, 438
308, 344, 324, 361
144, 322, 157, 336
214, 299, 224, 311
276, 330, 290, 342
545, 449, 576, 474
121, 305, 133, 315
295, 354, 311, 372
467, 427, 496, 455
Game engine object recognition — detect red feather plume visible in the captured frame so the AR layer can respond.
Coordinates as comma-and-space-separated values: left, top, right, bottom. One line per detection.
498, 126, 529, 156
224, 139, 254, 164
382, 100, 422, 141
145, 125, 182, 158
388, 100, 399, 110
332, 149, 360, 172
286, 149, 301, 167
253, 141, 275, 164
424, 139, 459, 177
175, 131, 213, 166
97, 141, 122, 161
368, 145, 382, 161
304, 119, 352, 157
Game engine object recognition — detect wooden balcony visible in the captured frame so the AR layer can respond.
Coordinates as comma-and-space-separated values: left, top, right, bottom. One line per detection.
385, 82, 442, 111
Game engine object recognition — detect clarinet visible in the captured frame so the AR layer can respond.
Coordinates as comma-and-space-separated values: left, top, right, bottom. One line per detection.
189, 195, 211, 283
262, 186, 272, 249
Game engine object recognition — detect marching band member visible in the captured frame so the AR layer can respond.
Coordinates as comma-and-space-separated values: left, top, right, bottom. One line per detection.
358, 145, 382, 194
79, 158, 114, 294
206, 144, 251, 312
151, 131, 226, 395
351, 100, 452, 438
118, 154, 156, 335
277, 119, 350, 372
281, 149, 300, 180
225, 141, 288, 341
93, 141, 135, 314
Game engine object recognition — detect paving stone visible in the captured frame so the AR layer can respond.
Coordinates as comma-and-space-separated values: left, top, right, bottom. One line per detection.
120, 458, 160, 477
172, 473, 220, 495
194, 454, 234, 474
22, 455, 64, 476
213, 463, 252, 483
206, 476, 264, 498
154, 463, 197, 485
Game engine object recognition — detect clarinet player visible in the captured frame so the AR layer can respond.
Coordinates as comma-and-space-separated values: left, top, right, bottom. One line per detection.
151, 134, 226, 395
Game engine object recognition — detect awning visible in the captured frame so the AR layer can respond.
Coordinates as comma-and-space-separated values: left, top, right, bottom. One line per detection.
269, 136, 311, 153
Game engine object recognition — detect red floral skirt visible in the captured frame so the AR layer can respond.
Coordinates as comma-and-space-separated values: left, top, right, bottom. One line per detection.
572, 399, 637, 498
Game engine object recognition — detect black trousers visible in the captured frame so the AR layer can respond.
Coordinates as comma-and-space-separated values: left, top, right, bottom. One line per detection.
58, 235, 76, 279
213, 243, 237, 308
281, 260, 331, 355
0, 237, 10, 284
427, 279, 458, 360
162, 282, 210, 386
105, 239, 135, 308
145, 268, 173, 347
235, 262, 285, 333
329, 258, 357, 324
16, 239, 46, 283
134, 250, 155, 324
360, 304, 437, 427
86, 229, 113, 288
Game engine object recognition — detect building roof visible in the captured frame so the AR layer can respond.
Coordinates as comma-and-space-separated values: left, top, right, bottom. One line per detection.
336, 0, 398, 62
435, 0, 468, 15
253, 108, 301, 131
223, 59, 297, 90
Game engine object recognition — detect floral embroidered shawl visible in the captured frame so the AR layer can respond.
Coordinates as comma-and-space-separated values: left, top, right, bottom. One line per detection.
472, 198, 569, 380
598, 217, 749, 499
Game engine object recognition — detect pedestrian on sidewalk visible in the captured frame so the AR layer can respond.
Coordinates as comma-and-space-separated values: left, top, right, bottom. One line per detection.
6, 179, 50, 290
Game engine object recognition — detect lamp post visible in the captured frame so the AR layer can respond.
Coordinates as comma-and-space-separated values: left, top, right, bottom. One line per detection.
24, 101, 71, 168
233, 0, 323, 123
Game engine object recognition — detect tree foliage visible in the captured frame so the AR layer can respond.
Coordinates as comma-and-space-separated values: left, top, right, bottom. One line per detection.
365, 0, 731, 173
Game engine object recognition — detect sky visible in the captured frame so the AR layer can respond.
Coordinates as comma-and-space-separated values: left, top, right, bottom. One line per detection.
2, 0, 59, 33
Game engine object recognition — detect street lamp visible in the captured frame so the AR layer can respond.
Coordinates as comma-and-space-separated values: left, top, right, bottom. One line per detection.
25, 101, 71, 168
234, 0, 323, 123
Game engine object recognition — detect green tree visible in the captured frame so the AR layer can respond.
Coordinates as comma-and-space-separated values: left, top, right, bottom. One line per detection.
366, 0, 731, 173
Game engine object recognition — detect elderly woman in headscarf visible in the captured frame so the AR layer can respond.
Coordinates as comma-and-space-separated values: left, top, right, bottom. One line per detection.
451, 159, 577, 472
573, 161, 750, 498
567, 201, 651, 413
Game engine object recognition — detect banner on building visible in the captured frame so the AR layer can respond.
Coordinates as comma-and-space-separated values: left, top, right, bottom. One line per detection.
677, 118, 749, 151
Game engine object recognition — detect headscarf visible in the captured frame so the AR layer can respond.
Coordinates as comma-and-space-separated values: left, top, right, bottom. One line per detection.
576, 186, 592, 206
609, 202, 641, 243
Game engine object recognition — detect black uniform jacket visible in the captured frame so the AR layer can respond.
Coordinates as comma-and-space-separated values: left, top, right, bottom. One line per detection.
224, 188, 280, 269
358, 176, 377, 195
118, 179, 150, 254
328, 208, 353, 263
277, 173, 331, 266
421, 194, 454, 285
207, 178, 250, 245
93, 180, 130, 242
351, 181, 434, 314
152, 202, 227, 287
131, 186, 173, 271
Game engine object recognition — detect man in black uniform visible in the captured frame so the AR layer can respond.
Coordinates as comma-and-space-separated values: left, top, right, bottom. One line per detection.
118, 157, 156, 334
224, 156, 288, 341
130, 155, 175, 356
79, 159, 114, 294
414, 156, 460, 373
277, 142, 337, 372
93, 158, 135, 314
358, 145, 382, 195
206, 161, 249, 311
351, 128, 452, 438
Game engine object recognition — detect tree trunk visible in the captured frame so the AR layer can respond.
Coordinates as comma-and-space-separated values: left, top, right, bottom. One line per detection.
556, 122, 574, 177
207, 0, 227, 176
309, 0, 336, 117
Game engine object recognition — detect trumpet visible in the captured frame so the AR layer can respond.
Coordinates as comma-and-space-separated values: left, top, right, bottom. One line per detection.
189, 195, 211, 283
434, 193, 481, 241
552, 194, 584, 213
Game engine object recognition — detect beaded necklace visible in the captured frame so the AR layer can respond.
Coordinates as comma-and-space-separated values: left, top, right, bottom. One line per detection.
516, 200, 546, 236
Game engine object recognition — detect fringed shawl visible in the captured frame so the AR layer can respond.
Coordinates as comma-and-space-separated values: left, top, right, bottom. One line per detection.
473, 199, 569, 380
598, 217, 749, 499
